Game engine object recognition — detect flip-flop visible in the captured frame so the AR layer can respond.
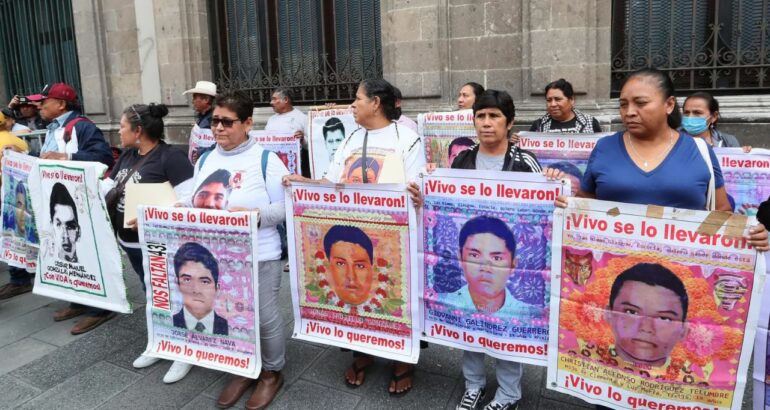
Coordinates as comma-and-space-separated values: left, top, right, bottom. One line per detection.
388, 364, 415, 396
344, 358, 371, 389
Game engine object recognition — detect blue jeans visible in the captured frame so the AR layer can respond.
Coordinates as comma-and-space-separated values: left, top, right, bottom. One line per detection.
463, 351, 522, 404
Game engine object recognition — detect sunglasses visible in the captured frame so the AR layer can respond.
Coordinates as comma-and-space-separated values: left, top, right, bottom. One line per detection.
211, 117, 242, 128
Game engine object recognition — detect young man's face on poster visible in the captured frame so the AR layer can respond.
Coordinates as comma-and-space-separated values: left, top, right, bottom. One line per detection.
460, 233, 516, 303
605, 280, 689, 367
193, 182, 228, 209
178, 261, 218, 319
328, 241, 375, 305
53, 204, 80, 262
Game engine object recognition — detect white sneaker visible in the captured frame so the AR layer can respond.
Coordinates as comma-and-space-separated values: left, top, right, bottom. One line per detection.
132, 354, 160, 369
163, 361, 193, 384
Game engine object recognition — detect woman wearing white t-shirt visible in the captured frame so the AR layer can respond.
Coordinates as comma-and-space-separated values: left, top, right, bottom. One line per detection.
179, 93, 289, 410
284, 78, 424, 395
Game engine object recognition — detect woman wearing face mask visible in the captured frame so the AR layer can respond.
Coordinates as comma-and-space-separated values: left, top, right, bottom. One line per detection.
682, 92, 750, 152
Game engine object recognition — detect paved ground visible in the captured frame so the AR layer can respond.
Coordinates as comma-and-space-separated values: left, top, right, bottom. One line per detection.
0, 259, 755, 410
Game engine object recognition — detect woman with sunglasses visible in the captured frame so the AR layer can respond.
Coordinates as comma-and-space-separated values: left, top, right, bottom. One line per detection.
108, 103, 195, 381
181, 92, 289, 410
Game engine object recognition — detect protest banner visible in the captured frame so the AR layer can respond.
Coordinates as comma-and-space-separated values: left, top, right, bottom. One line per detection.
249, 130, 301, 174
420, 169, 567, 365
548, 199, 764, 410
517, 131, 610, 195
308, 107, 359, 179
138, 205, 261, 377
753, 271, 770, 410
188, 125, 215, 166
29, 160, 130, 313
287, 182, 420, 362
1, 151, 39, 271
417, 109, 476, 168
715, 148, 770, 217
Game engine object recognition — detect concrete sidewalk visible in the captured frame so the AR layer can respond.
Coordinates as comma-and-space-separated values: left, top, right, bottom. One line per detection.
0, 260, 754, 410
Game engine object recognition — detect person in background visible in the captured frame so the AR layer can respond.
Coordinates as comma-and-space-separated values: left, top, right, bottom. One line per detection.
457, 82, 484, 110
1, 108, 30, 134
182, 80, 216, 129
529, 78, 602, 133
394, 87, 418, 132
682, 92, 751, 152
8, 94, 47, 130
266, 87, 309, 177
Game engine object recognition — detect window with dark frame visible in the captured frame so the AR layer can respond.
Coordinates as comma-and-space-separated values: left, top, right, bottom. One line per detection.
611, 0, 770, 96
0, 0, 81, 100
209, 0, 383, 106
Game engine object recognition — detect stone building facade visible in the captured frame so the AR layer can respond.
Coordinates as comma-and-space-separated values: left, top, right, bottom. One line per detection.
3, 0, 767, 146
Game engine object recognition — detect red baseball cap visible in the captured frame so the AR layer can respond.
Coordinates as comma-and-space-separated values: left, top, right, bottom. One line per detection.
39, 83, 78, 102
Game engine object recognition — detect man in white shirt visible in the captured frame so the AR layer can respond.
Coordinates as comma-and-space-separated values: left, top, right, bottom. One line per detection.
265, 87, 309, 176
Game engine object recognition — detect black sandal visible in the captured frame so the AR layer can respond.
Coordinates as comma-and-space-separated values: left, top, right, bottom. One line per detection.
344, 357, 372, 388
388, 363, 415, 396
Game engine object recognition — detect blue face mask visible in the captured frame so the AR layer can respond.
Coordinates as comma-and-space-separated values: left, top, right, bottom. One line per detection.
681, 116, 709, 135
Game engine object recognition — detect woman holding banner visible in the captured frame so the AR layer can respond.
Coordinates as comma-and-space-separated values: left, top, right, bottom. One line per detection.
555, 67, 768, 409
681, 92, 751, 152
107, 103, 195, 381
182, 92, 290, 410
284, 78, 424, 395
529, 79, 603, 133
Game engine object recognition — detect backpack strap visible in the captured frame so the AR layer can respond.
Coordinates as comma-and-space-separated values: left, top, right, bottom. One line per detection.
196, 145, 216, 171
63, 116, 91, 143
261, 149, 270, 183
693, 137, 716, 211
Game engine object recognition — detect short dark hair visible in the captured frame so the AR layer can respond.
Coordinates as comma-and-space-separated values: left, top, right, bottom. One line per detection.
174, 242, 220, 288
323, 225, 373, 262
623, 68, 682, 129
459, 215, 516, 257
323, 117, 345, 140
684, 92, 720, 126
346, 157, 381, 179
609, 263, 689, 321
472, 89, 516, 125
214, 92, 253, 122
448, 137, 475, 155
273, 87, 295, 104
547, 161, 583, 179
123, 103, 170, 141
195, 169, 231, 196
462, 82, 485, 99
359, 79, 399, 121
49, 182, 77, 223
15, 181, 27, 197
544, 78, 575, 99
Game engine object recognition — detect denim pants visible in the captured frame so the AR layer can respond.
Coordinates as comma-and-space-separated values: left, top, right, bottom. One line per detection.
462, 351, 522, 404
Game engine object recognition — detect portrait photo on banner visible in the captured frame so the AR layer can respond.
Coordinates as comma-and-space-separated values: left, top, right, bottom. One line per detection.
296, 219, 411, 336
418, 109, 476, 168
715, 147, 770, 217
558, 251, 755, 394
308, 109, 359, 178
139, 207, 261, 376
423, 198, 551, 343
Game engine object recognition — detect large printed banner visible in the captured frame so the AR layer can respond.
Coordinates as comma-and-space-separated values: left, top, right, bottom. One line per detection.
188, 125, 215, 166
1, 151, 39, 271
753, 270, 770, 409
308, 108, 359, 179
548, 199, 764, 410
715, 148, 770, 217
29, 160, 130, 312
249, 130, 301, 174
287, 182, 421, 362
417, 109, 476, 168
138, 205, 260, 377
420, 169, 567, 365
517, 131, 610, 195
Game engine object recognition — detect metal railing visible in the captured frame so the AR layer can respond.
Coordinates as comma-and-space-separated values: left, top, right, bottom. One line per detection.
611, 0, 770, 95
0, 0, 81, 98
208, 0, 383, 105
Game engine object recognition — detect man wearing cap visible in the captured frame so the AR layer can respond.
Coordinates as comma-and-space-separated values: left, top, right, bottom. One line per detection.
7, 94, 47, 130
183, 81, 216, 165
34, 82, 116, 334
